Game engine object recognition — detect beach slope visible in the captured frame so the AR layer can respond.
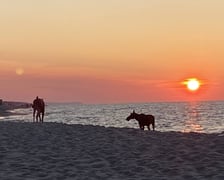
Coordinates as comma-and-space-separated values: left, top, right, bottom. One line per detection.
0, 122, 223, 179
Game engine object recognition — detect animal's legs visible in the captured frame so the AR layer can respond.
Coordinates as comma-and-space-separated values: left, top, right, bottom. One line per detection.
147, 125, 151, 131
36, 111, 41, 122
33, 109, 36, 122
152, 121, 155, 131
35, 114, 38, 122
36, 114, 38, 122
41, 112, 44, 123
39, 113, 43, 123
38, 112, 41, 122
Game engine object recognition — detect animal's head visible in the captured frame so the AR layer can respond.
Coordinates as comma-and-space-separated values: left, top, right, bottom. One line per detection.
126, 110, 136, 121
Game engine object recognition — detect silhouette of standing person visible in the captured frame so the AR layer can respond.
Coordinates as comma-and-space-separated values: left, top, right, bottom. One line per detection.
32, 96, 45, 122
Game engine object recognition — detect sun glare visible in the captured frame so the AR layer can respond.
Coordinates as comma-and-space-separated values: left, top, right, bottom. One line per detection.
182, 78, 201, 92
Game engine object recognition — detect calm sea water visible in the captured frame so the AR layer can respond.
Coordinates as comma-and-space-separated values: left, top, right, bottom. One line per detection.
1, 101, 224, 134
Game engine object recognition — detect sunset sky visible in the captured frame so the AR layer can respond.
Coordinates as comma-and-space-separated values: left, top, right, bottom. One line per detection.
1, 0, 224, 103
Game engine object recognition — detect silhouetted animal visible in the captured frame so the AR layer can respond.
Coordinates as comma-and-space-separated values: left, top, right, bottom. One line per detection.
32, 97, 45, 122
126, 110, 155, 130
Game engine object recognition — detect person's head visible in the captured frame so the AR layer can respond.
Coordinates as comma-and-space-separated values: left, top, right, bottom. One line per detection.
36, 96, 39, 99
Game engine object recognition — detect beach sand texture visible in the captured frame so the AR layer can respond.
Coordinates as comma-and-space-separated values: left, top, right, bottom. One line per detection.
0, 121, 223, 180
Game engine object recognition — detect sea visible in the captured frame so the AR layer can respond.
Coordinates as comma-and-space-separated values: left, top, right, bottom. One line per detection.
1, 101, 224, 134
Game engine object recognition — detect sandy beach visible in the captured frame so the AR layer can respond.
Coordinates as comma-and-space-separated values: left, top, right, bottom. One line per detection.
0, 121, 223, 180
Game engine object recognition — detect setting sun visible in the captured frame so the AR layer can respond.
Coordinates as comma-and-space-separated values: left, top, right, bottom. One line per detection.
182, 78, 201, 92
187, 79, 200, 91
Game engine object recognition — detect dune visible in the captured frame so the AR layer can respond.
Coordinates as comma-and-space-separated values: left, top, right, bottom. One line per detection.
0, 121, 223, 180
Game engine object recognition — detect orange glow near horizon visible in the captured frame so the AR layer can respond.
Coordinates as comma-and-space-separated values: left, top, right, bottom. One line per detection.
1, 1, 224, 103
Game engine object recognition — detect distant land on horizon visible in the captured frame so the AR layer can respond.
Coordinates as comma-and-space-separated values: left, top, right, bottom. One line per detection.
0, 100, 31, 109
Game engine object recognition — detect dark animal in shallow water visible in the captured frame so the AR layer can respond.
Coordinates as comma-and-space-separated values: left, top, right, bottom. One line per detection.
32, 97, 45, 123
126, 110, 155, 130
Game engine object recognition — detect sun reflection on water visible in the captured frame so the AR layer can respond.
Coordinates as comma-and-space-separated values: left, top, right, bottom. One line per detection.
182, 102, 204, 133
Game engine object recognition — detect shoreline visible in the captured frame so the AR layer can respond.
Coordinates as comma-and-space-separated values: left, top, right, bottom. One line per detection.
0, 121, 223, 179
0, 101, 31, 117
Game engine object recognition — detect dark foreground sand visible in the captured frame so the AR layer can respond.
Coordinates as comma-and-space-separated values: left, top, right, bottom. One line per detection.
0, 121, 223, 180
